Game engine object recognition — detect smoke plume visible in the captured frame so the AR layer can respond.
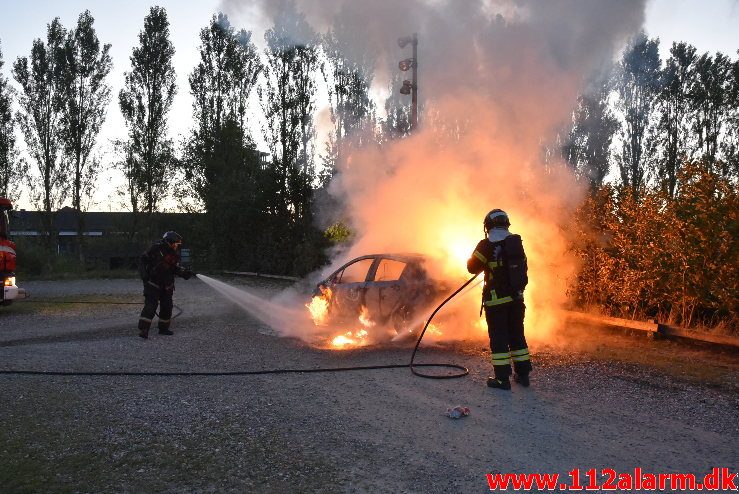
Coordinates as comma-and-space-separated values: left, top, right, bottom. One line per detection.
219, 0, 646, 345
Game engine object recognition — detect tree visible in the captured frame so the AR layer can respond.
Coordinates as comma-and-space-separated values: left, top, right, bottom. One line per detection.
381, 72, 413, 142
260, 1, 318, 224
656, 42, 696, 197
196, 117, 266, 268
13, 18, 68, 251
722, 53, 739, 181
119, 6, 177, 226
562, 69, 618, 191
614, 33, 661, 200
691, 52, 732, 170
321, 28, 374, 181
57, 10, 112, 257
0, 41, 28, 201
185, 12, 262, 210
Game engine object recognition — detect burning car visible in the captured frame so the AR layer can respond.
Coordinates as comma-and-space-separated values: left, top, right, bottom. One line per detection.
308, 253, 449, 336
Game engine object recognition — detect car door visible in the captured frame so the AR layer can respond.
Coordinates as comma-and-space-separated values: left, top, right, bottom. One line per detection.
368, 257, 409, 320
331, 257, 375, 319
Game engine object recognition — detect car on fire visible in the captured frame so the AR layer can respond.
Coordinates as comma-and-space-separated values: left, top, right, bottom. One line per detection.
313, 253, 449, 333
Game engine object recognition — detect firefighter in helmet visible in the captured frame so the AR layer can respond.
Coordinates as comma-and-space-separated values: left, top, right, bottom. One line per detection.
137, 231, 194, 338
467, 209, 531, 389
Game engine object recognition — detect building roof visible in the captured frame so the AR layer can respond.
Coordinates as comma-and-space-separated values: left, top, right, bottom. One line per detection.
11, 207, 198, 235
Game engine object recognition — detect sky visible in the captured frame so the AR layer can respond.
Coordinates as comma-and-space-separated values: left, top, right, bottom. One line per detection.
0, 0, 738, 211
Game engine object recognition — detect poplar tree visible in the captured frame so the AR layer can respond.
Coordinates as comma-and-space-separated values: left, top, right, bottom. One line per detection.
0, 42, 27, 201
186, 12, 262, 210
260, 2, 318, 223
562, 69, 618, 191
657, 42, 696, 197
119, 6, 177, 223
13, 18, 68, 251
723, 55, 739, 179
321, 28, 374, 182
57, 10, 112, 256
614, 33, 661, 200
381, 72, 412, 142
690, 52, 732, 170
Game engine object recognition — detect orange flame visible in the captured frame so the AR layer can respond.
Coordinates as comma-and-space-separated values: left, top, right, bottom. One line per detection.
327, 306, 375, 349
306, 287, 332, 326
331, 329, 369, 348
358, 305, 375, 328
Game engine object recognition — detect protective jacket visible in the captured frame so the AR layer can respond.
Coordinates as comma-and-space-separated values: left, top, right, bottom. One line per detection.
139, 240, 188, 288
467, 227, 531, 380
467, 229, 524, 307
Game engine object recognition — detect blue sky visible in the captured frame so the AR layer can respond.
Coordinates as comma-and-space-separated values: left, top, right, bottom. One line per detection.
1, 0, 738, 210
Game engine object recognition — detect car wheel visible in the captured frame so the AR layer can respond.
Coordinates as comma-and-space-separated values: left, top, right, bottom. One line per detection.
391, 305, 414, 333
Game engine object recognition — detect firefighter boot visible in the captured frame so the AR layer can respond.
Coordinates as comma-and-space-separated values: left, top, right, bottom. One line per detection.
138, 318, 151, 339
158, 316, 173, 335
487, 377, 511, 390
513, 373, 530, 387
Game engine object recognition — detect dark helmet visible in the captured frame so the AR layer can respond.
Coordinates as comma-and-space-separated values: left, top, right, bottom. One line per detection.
162, 231, 182, 246
483, 209, 510, 233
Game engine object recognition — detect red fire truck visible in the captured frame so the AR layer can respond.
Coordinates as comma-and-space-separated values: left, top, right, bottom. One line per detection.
1, 198, 27, 305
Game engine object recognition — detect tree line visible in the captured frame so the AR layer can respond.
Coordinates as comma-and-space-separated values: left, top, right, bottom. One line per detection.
0, 6, 392, 275
562, 33, 738, 330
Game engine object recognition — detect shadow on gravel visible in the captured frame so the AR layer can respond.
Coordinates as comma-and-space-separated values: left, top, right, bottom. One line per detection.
0, 324, 136, 347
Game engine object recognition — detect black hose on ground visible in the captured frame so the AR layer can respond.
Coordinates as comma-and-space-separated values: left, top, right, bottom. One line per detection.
410, 273, 480, 379
0, 274, 480, 379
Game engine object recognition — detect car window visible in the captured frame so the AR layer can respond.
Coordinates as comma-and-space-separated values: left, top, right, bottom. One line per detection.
374, 259, 407, 281
339, 258, 374, 283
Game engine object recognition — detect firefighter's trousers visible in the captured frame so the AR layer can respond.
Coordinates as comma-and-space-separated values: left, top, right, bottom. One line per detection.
485, 299, 532, 379
138, 281, 174, 332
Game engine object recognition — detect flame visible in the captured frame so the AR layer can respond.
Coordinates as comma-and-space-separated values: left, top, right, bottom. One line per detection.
426, 323, 443, 336
329, 306, 374, 349
358, 306, 375, 328
331, 329, 369, 348
306, 287, 332, 326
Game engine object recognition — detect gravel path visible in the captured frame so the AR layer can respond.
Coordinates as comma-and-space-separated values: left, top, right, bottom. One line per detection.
1, 277, 737, 493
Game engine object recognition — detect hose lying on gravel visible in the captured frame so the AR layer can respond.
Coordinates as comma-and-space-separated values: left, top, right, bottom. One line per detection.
0, 274, 480, 380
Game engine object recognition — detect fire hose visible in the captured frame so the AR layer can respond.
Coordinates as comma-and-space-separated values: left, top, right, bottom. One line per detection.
0, 274, 480, 379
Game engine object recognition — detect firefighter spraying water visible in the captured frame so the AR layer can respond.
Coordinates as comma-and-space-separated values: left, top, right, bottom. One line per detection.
0, 198, 28, 306
137, 231, 195, 338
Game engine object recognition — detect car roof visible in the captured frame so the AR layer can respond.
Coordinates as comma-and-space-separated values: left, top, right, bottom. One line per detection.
350, 253, 427, 263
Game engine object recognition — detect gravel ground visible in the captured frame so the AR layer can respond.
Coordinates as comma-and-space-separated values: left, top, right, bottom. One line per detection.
0, 277, 737, 493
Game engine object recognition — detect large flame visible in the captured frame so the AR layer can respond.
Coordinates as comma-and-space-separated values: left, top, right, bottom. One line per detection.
305, 287, 332, 326
305, 293, 378, 349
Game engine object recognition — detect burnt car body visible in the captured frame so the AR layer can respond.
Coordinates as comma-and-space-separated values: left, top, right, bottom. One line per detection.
314, 253, 449, 332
